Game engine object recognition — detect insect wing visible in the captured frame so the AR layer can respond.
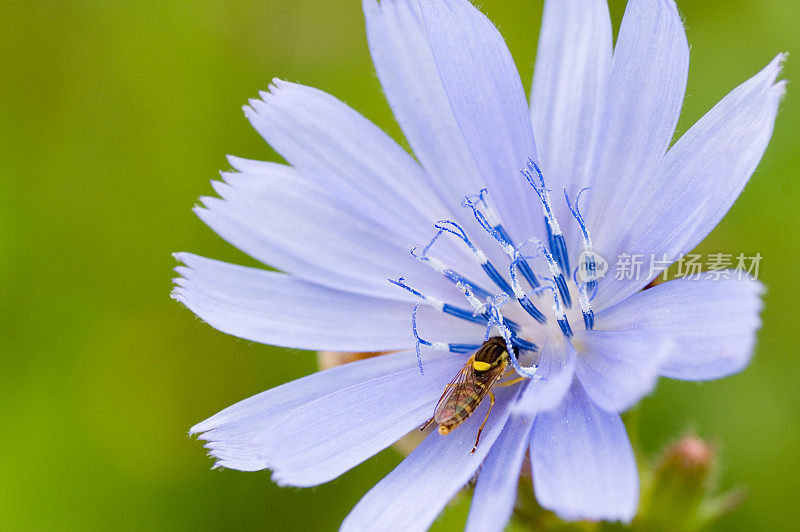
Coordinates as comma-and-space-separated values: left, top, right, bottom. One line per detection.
433, 359, 504, 425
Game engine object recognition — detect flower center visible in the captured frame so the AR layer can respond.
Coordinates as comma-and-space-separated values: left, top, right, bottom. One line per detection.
390, 158, 600, 378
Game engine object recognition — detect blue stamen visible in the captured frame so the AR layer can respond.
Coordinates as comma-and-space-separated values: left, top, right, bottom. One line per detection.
563, 186, 598, 329
435, 220, 516, 297
583, 309, 595, 330
463, 189, 541, 289
442, 303, 488, 325
444, 272, 494, 301
535, 242, 573, 308
518, 295, 547, 324
494, 225, 540, 288
461, 190, 550, 325
502, 317, 521, 334
389, 277, 488, 326
481, 262, 513, 296
447, 343, 483, 354
558, 317, 574, 338
508, 260, 547, 324
553, 273, 572, 309
462, 189, 501, 240
564, 187, 598, 295
410, 242, 496, 301
540, 283, 574, 339
586, 268, 598, 296
544, 216, 571, 278
510, 336, 538, 352
411, 304, 486, 374
522, 158, 571, 278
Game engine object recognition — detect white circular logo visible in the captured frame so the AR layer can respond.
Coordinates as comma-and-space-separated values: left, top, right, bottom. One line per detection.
575, 249, 608, 283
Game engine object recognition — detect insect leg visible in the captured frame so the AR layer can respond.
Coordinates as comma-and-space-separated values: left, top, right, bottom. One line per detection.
496, 376, 527, 388
418, 417, 435, 432
471, 392, 495, 454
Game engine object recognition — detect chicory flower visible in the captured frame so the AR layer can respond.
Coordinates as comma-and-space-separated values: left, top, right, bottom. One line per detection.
174, 0, 783, 529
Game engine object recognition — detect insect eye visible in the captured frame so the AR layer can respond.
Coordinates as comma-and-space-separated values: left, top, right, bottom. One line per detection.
472, 360, 492, 372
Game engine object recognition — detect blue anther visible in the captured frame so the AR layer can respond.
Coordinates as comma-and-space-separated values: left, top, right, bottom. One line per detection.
558, 318, 574, 338
523, 159, 572, 283
582, 310, 595, 330
510, 335, 538, 352
463, 189, 541, 289
464, 189, 544, 292
481, 262, 513, 296
539, 283, 574, 339
589, 280, 599, 301
586, 279, 597, 298
442, 303, 488, 325
495, 225, 540, 288
410, 239, 496, 302
502, 317, 520, 334
446, 273, 494, 301
508, 257, 547, 324
509, 258, 544, 323
553, 273, 572, 309
448, 343, 482, 354
545, 217, 571, 278
435, 219, 517, 297
536, 242, 573, 309
390, 277, 488, 327
516, 259, 541, 289
518, 295, 547, 324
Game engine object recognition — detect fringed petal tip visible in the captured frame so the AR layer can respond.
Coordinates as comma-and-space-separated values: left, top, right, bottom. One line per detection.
765, 52, 788, 99
186, 350, 465, 482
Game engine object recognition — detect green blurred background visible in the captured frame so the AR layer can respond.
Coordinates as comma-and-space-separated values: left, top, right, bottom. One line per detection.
1, 0, 798, 530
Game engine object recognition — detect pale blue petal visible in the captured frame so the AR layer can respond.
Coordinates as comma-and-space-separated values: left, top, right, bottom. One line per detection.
362, 0, 510, 270
254, 350, 465, 486
531, 0, 612, 255
575, 329, 670, 413
197, 159, 474, 303
593, 56, 785, 307
172, 253, 483, 352
466, 414, 533, 532
585, 0, 688, 279
531, 380, 638, 522
362, 0, 485, 211
418, 0, 543, 243
597, 275, 764, 380
341, 387, 519, 532
512, 339, 575, 415
244, 80, 470, 255
190, 349, 459, 472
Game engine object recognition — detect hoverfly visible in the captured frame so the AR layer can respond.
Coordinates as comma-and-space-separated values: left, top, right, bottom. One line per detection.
420, 336, 524, 453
